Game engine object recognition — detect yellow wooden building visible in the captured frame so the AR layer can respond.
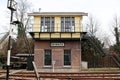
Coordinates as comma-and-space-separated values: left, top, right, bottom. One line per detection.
28, 12, 87, 72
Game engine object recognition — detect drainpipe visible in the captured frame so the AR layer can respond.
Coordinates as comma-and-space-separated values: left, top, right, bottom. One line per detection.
80, 33, 82, 71
52, 61, 56, 72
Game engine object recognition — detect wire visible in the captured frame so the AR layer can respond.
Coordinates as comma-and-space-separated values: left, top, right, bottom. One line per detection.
0, 32, 9, 35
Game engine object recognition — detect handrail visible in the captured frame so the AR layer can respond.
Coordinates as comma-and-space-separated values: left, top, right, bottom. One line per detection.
110, 55, 120, 68
83, 35, 120, 67
0, 32, 9, 44
83, 34, 106, 57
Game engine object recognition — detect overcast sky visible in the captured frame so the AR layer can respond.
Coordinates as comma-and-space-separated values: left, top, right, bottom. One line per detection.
0, 0, 120, 44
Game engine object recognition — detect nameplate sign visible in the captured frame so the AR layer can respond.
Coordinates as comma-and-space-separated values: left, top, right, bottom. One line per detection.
51, 43, 64, 47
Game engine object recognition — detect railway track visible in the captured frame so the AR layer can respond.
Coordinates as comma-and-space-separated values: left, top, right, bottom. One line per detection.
0, 70, 120, 80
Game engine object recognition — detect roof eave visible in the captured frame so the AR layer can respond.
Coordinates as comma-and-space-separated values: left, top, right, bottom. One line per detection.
28, 12, 88, 16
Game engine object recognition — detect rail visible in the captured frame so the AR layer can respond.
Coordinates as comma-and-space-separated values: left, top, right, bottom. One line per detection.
82, 33, 120, 68
1, 71, 120, 80
0, 32, 9, 44
83, 34, 106, 57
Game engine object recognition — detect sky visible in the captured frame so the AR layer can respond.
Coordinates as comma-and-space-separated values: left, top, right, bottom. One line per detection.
0, 0, 120, 44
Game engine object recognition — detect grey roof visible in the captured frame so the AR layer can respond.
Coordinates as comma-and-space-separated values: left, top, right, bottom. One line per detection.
28, 12, 88, 16
16, 53, 34, 57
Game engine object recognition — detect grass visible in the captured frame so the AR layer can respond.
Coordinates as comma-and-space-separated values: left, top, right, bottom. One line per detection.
88, 67, 120, 71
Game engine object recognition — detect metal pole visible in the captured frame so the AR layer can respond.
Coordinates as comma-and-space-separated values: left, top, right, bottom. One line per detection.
80, 32, 83, 71
6, 0, 17, 79
6, 8, 13, 80
6, 36, 11, 80
80, 36, 82, 71
6, 25, 12, 80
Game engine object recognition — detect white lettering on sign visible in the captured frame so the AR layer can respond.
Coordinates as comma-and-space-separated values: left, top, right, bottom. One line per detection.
51, 43, 64, 47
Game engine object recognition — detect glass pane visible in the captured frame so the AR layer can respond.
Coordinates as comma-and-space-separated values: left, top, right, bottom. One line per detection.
51, 17, 54, 32
44, 50, 52, 65
61, 17, 64, 32
40, 17, 54, 32
64, 50, 71, 65
61, 17, 75, 32
41, 17, 44, 31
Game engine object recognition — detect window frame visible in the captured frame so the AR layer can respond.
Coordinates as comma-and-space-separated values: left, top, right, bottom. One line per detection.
63, 49, 71, 66
61, 17, 75, 32
41, 17, 54, 32
44, 49, 52, 66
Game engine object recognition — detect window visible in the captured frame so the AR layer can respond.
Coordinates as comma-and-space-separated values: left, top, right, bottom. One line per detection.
64, 50, 71, 66
61, 17, 75, 32
41, 17, 54, 32
44, 50, 52, 66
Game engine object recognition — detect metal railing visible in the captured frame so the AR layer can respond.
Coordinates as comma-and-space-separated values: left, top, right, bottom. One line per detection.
83, 34, 106, 57
110, 53, 120, 68
0, 32, 9, 44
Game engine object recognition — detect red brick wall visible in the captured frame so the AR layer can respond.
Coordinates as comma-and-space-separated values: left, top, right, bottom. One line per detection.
34, 40, 81, 72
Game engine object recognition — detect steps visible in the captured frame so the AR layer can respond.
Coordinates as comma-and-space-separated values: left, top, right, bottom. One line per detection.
83, 35, 120, 68
83, 35, 106, 57
110, 53, 120, 68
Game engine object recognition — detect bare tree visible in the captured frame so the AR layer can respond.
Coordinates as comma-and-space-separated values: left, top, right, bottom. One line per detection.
85, 14, 100, 36
12, 0, 33, 54
111, 15, 120, 45
110, 15, 120, 54
15, 0, 32, 35
102, 35, 112, 48
82, 14, 105, 68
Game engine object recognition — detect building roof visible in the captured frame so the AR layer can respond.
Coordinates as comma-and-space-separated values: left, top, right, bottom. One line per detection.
16, 53, 34, 57
28, 12, 88, 16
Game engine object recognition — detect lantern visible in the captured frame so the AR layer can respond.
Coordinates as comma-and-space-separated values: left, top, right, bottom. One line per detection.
7, 0, 17, 11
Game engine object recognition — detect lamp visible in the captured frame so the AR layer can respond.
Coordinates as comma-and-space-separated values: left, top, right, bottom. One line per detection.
6, 0, 17, 80
7, 0, 17, 11
11, 20, 21, 25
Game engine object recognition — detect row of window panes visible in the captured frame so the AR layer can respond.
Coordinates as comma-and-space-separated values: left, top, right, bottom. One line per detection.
41, 17, 54, 32
40, 17, 75, 32
44, 50, 71, 66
